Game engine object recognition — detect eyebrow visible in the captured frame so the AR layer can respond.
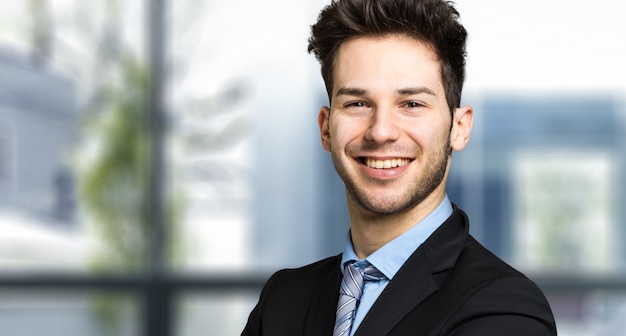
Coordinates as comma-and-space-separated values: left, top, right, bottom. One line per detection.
334, 86, 436, 98
397, 86, 436, 96
335, 87, 367, 97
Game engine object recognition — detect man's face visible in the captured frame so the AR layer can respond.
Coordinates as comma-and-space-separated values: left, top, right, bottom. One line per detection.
318, 35, 472, 216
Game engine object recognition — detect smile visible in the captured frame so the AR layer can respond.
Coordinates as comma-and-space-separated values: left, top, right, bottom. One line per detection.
363, 158, 411, 169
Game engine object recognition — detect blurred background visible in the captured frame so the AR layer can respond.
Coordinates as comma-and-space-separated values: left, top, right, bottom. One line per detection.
0, 0, 625, 335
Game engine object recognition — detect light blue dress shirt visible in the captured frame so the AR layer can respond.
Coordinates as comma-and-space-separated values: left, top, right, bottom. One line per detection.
339, 195, 453, 336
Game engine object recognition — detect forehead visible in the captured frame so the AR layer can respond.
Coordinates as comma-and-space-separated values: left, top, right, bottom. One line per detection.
332, 35, 443, 96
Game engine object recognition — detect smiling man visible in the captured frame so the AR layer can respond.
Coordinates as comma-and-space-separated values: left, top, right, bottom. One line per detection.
242, 0, 557, 335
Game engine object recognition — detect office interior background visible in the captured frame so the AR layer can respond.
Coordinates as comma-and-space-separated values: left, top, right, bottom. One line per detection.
0, 0, 625, 335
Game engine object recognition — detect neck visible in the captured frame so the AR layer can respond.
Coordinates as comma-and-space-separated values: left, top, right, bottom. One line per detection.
347, 190, 445, 260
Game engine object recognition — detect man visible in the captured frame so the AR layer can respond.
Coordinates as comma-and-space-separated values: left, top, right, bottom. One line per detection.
242, 0, 557, 335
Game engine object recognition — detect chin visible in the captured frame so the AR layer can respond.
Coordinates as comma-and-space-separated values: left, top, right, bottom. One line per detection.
358, 194, 419, 216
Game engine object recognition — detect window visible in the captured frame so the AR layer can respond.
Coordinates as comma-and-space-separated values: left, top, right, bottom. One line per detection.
0, 1, 326, 335
1, 1, 625, 336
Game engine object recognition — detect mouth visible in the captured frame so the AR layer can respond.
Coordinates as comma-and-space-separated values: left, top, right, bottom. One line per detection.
361, 157, 412, 169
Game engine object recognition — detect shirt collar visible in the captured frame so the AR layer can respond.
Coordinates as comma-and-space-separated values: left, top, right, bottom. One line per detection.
340, 195, 453, 280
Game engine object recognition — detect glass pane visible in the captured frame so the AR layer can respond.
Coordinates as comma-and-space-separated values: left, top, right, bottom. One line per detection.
0, 290, 140, 336
512, 150, 616, 274
176, 291, 257, 336
546, 290, 626, 336
0, 1, 150, 273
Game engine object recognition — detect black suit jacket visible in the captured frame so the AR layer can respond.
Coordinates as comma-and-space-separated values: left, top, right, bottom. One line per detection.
242, 207, 557, 335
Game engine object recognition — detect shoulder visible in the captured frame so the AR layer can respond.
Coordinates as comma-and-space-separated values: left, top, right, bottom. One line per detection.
258, 254, 341, 299
419, 210, 557, 334
458, 235, 525, 278
270, 254, 341, 283
451, 234, 548, 308
440, 275, 557, 335
242, 255, 341, 335
440, 236, 557, 334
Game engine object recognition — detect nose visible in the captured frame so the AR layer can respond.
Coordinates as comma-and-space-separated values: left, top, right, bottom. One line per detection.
364, 107, 400, 144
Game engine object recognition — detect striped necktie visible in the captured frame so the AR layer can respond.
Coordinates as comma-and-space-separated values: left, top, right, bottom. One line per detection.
334, 262, 386, 336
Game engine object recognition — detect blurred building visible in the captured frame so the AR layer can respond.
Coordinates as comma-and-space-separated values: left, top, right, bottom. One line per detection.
0, 45, 84, 269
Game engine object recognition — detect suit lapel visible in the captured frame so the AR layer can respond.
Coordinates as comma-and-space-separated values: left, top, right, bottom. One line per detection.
303, 255, 342, 336
354, 207, 469, 336
354, 248, 438, 336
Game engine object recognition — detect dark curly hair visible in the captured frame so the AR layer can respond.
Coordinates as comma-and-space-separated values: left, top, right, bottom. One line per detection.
308, 0, 467, 113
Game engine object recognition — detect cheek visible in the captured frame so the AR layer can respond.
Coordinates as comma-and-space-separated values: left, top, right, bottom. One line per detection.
329, 117, 361, 148
408, 122, 450, 150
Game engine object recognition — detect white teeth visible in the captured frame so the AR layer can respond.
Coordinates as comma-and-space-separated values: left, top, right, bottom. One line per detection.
365, 158, 410, 169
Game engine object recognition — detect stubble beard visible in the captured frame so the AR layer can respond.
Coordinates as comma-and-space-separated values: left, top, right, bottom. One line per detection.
332, 138, 450, 216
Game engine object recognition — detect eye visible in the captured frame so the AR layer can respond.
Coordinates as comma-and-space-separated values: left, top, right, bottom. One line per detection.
345, 101, 368, 108
403, 101, 424, 108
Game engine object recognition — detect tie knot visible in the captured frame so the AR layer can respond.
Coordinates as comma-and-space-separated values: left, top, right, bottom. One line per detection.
348, 262, 386, 283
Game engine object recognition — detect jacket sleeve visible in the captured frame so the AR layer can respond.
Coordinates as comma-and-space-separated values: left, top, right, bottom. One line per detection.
442, 276, 557, 336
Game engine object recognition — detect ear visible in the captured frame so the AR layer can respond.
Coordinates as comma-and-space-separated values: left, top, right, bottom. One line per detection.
450, 105, 473, 152
318, 106, 331, 152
